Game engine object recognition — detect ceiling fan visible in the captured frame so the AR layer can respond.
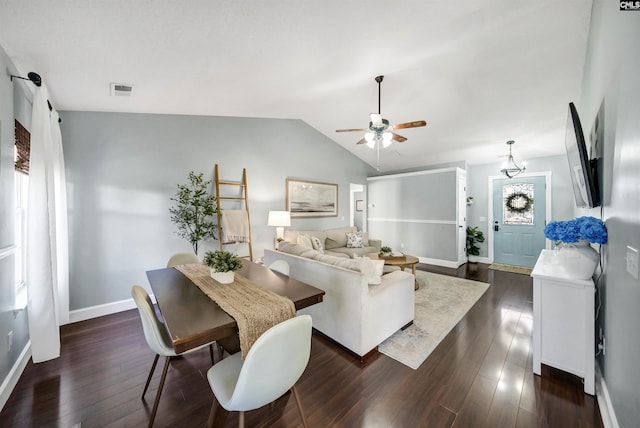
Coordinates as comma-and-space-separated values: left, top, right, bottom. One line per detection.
336, 75, 426, 148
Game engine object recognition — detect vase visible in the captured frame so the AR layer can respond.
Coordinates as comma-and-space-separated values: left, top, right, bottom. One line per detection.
210, 270, 235, 284
558, 240, 599, 280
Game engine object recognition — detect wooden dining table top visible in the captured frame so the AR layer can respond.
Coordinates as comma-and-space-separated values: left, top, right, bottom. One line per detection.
146, 261, 325, 354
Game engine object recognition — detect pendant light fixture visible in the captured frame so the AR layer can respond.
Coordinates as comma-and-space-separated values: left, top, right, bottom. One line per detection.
500, 140, 527, 178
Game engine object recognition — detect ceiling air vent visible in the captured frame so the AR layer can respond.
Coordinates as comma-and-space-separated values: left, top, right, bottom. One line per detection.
110, 83, 134, 97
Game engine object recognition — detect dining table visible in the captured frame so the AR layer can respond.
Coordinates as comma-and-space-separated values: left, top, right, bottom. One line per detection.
146, 261, 325, 354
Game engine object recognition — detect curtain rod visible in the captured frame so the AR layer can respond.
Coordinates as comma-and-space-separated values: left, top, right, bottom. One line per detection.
9, 71, 62, 123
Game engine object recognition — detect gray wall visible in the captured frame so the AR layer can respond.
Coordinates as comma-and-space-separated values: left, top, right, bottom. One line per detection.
467, 155, 574, 258
580, 2, 640, 426
367, 168, 460, 262
0, 45, 30, 394
60, 111, 374, 310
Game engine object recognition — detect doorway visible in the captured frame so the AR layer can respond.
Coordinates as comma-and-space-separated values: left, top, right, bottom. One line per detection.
489, 173, 551, 268
350, 183, 366, 231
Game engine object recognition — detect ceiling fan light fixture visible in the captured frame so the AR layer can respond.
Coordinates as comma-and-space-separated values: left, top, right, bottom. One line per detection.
382, 132, 393, 148
365, 132, 375, 148
500, 140, 526, 178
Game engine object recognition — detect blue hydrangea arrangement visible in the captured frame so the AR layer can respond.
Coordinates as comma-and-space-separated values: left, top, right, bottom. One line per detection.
544, 216, 607, 244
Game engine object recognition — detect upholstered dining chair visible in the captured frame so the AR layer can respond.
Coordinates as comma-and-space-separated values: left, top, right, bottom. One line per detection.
206, 315, 312, 428
131, 285, 215, 427
268, 259, 290, 276
166, 252, 200, 267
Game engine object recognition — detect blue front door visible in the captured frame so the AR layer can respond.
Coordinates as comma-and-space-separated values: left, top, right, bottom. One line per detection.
493, 176, 546, 268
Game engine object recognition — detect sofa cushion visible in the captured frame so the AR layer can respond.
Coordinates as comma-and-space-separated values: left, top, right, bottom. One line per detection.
297, 234, 313, 248
310, 236, 324, 253
328, 246, 379, 258
284, 230, 327, 247
360, 257, 385, 284
346, 232, 364, 248
324, 226, 357, 249
278, 242, 322, 259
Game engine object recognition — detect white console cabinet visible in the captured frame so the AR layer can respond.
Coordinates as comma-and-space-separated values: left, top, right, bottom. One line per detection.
531, 249, 595, 395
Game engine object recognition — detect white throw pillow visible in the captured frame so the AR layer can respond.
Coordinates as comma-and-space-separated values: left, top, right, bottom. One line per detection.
310, 236, 325, 253
360, 257, 385, 284
297, 234, 313, 249
346, 232, 364, 248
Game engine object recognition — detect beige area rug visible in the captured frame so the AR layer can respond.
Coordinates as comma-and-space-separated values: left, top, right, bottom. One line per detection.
377, 271, 490, 370
488, 263, 533, 275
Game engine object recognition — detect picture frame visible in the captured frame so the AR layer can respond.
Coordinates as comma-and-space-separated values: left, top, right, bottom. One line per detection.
286, 178, 338, 218
355, 200, 364, 212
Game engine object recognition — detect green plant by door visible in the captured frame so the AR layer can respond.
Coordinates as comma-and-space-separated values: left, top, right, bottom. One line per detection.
169, 171, 218, 254
466, 226, 485, 257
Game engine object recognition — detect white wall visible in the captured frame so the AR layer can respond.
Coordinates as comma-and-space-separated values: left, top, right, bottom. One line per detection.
579, 2, 640, 426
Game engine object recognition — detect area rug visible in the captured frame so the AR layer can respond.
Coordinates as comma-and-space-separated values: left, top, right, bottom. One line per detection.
488, 263, 533, 275
377, 271, 489, 369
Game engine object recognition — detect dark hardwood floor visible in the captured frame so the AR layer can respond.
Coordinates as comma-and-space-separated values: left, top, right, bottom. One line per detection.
0, 263, 603, 427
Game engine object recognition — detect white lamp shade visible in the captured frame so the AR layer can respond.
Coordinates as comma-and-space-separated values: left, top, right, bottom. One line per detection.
268, 211, 291, 227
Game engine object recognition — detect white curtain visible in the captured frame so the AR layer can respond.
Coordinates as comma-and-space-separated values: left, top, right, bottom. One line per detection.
26, 85, 69, 363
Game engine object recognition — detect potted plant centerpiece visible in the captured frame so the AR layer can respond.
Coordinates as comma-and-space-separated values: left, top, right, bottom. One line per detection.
379, 245, 393, 257
203, 250, 243, 284
466, 226, 485, 263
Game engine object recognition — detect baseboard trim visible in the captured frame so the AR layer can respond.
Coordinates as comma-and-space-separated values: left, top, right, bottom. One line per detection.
418, 257, 460, 269
0, 340, 31, 411
596, 363, 619, 428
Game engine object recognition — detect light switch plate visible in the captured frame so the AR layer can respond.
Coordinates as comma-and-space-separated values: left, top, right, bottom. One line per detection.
626, 246, 639, 279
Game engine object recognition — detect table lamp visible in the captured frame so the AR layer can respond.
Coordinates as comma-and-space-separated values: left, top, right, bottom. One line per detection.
268, 211, 291, 241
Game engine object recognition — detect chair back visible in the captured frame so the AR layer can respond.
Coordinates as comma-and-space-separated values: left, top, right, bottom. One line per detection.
227, 315, 312, 411
268, 260, 290, 276
166, 252, 200, 267
131, 285, 175, 357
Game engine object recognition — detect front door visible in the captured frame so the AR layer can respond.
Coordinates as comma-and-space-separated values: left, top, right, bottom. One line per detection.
493, 176, 546, 268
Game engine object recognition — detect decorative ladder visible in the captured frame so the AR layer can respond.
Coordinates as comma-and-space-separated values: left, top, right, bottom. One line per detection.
214, 164, 253, 261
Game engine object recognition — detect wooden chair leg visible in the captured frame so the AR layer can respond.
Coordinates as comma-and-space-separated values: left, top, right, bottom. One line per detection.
238, 411, 245, 428
141, 354, 160, 399
148, 356, 171, 428
209, 344, 215, 365
291, 386, 308, 428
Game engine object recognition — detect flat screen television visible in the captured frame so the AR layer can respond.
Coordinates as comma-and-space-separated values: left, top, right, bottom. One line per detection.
565, 102, 600, 208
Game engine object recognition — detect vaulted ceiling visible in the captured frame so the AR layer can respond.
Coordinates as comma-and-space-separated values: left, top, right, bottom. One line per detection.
0, 0, 593, 171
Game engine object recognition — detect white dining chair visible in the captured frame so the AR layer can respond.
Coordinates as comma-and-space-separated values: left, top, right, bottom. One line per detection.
166, 252, 200, 267
206, 315, 312, 428
268, 259, 290, 276
131, 285, 215, 427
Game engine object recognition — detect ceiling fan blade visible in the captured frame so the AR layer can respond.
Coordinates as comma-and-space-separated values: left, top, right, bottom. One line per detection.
370, 113, 383, 127
356, 137, 366, 145
336, 128, 366, 133
393, 120, 427, 130
391, 132, 407, 143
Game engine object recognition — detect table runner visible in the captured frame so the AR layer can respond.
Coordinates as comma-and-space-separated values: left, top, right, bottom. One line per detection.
175, 263, 295, 358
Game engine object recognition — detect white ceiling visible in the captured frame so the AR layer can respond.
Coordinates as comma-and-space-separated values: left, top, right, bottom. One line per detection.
0, 0, 593, 172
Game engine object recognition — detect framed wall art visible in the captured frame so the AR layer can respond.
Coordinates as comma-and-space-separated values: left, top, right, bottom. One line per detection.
356, 200, 364, 211
286, 178, 338, 218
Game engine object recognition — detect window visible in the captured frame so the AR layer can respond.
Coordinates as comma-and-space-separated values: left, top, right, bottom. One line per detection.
14, 119, 29, 296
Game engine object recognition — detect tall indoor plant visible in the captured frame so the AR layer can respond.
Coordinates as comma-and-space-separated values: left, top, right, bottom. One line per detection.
169, 171, 218, 254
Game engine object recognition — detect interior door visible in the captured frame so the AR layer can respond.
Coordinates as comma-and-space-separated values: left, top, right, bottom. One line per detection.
493, 176, 546, 268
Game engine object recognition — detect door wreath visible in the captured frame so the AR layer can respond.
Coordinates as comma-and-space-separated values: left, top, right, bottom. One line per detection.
505, 192, 532, 213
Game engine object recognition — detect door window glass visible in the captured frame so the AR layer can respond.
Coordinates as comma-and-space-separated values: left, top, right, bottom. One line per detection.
503, 183, 534, 225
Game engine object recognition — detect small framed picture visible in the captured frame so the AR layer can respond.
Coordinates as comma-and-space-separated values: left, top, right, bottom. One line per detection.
355, 200, 364, 212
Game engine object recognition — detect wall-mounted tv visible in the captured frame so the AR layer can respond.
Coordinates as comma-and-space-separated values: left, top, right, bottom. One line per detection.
565, 102, 600, 208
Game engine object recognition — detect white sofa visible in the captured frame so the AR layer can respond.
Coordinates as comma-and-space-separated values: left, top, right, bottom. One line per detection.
264, 245, 414, 358
283, 226, 381, 258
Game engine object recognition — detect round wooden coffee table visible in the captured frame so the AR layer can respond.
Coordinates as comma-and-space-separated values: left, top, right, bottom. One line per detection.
367, 253, 420, 290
